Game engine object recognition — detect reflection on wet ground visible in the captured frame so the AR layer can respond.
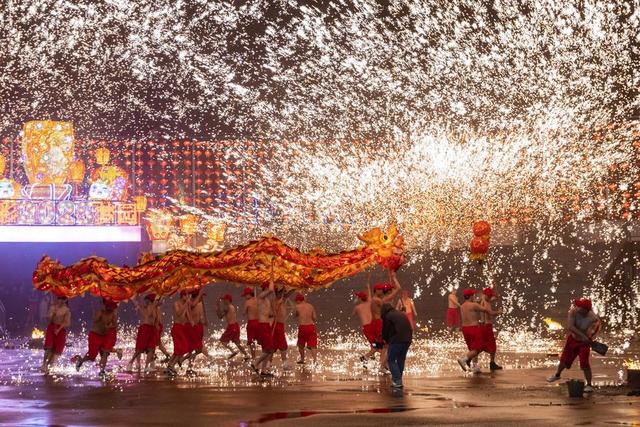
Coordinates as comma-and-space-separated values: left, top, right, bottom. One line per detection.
0, 333, 638, 426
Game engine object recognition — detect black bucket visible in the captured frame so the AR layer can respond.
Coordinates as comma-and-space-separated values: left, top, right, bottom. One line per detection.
566, 379, 585, 398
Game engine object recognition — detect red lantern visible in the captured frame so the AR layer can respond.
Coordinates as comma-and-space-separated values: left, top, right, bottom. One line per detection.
472, 220, 491, 237
470, 237, 489, 255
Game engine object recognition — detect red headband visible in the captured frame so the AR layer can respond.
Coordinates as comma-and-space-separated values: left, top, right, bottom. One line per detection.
463, 288, 476, 297
354, 291, 368, 301
295, 293, 305, 302
574, 298, 592, 310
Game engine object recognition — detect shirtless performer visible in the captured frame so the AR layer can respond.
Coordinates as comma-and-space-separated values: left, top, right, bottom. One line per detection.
41, 296, 71, 374
75, 298, 121, 377
242, 287, 259, 359
166, 291, 192, 376
186, 288, 208, 371
154, 298, 171, 363
252, 272, 276, 376
396, 289, 417, 330
294, 293, 318, 365
480, 287, 502, 371
446, 287, 461, 331
127, 294, 159, 372
352, 289, 377, 366
371, 270, 401, 372
547, 298, 602, 392
217, 294, 250, 360
273, 287, 295, 369
456, 289, 501, 373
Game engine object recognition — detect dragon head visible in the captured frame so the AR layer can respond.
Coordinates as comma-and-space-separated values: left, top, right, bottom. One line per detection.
358, 224, 403, 262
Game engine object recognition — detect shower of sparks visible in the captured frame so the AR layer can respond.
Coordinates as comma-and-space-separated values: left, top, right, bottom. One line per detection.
2, 1, 640, 331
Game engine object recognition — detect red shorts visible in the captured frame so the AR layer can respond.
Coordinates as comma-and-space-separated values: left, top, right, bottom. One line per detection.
86, 328, 117, 361
220, 323, 241, 343
481, 323, 497, 353
257, 322, 275, 352
362, 323, 375, 345
272, 322, 288, 351
297, 324, 318, 348
462, 325, 486, 352
44, 323, 66, 355
560, 335, 591, 369
171, 323, 190, 356
135, 324, 157, 352
447, 308, 461, 327
189, 323, 204, 352
370, 318, 383, 344
246, 319, 259, 345
153, 323, 163, 348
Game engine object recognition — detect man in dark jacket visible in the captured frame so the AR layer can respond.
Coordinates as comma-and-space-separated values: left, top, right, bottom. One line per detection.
381, 303, 412, 389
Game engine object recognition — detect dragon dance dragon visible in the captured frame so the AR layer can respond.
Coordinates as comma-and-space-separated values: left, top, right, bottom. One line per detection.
33, 225, 404, 301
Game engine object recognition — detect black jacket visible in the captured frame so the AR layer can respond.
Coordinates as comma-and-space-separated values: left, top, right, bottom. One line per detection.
381, 303, 413, 344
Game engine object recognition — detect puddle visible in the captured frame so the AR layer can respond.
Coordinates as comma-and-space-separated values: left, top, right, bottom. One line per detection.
241, 406, 416, 424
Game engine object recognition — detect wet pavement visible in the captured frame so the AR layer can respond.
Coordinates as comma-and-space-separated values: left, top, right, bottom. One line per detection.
0, 334, 638, 426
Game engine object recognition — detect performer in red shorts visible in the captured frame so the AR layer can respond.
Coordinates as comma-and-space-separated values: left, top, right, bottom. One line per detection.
446, 287, 461, 330
41, 295, 71, 374
184, 288, 208, 374
127, 293, 159, 372
167, 291, 192, 376
480, 287, 502, 371
251, 276, 277, 376
370, 270, 401, 373
217, 293, 250, 360
75, 298, 121, 377
456, 289, 499, 373
352, 287, 378, 366
547, 298, 601, 392
294, 293, 318, 365
242, 287, 259, 359
273, 287, 295, 370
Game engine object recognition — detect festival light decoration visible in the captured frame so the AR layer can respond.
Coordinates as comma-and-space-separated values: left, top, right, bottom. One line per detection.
95, 147, 110, 166
21, 121, 74, 186
32, 225, 404, 300
134, 195, 148, 213
68, 160, 85, 184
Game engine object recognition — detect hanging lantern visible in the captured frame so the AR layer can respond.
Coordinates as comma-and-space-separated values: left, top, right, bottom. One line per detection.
180, 214, 198, 235
472, 220, 491, 238
134, 195, 148, 212
0, 154, 5, 176
95, 147, 110, 166
68, 160, 85, 184
470, 236, 489, 261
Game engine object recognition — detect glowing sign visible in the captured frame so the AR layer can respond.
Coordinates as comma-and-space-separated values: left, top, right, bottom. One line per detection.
0, 225, 141, 242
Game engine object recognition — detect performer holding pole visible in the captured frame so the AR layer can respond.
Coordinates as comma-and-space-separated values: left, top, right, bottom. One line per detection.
41, 296, 70, 374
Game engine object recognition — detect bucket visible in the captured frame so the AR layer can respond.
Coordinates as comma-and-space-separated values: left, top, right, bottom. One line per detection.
566, 379, 585, 398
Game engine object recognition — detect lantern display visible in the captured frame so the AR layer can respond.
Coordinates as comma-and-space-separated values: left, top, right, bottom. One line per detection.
95, 147, 110, 166
206, 221, 226, 242
179, 214, 198, 235
68, 160, 85, 184
0, 154, 5, 176
21, 121, 75, 185
134, 195, 148, 213
145, 209, 173, 241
